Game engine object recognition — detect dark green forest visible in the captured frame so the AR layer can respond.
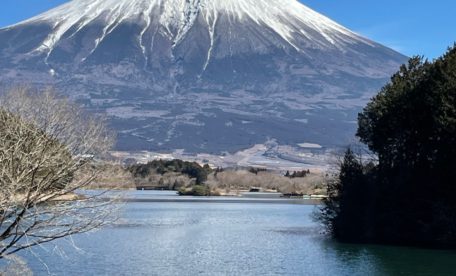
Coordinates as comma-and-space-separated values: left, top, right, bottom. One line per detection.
319, 45, 456, 247
129, 159, 212, 185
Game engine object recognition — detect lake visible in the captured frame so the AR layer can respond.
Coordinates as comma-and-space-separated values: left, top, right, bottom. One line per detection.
13, 191, 456, 275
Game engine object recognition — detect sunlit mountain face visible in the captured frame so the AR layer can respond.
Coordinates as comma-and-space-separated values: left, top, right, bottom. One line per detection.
0, 0, 407, 153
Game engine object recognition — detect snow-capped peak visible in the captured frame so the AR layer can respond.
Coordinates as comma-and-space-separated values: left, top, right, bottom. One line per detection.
6, 0, 370, 55
0, 0, 407, 154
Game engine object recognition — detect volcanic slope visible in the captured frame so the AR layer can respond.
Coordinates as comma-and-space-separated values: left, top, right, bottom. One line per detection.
0, 0, 407, 152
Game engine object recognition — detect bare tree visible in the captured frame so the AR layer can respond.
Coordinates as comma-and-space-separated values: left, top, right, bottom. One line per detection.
0, 255, 32, 276
0, 87, 117, 258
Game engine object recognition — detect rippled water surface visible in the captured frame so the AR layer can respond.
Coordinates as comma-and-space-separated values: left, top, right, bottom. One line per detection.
15, 191, 456, 275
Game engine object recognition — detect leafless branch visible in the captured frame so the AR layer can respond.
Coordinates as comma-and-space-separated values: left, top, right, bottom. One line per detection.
0, 87, 119, 259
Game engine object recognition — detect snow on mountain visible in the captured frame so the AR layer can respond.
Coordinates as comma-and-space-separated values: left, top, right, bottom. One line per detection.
0, 0, 408, 153
12, 0, 368, 53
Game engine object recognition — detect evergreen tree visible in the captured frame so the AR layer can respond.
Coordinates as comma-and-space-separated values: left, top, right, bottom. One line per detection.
319, 45, 456, 247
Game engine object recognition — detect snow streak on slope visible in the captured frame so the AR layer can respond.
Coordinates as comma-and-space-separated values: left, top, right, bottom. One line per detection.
0, 0, 407, 154
5, 0, 372, 57
203, 2, 218, 71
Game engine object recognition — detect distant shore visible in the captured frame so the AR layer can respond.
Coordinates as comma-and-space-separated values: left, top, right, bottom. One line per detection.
83, 188, 324, 205
118, 195, 322, 205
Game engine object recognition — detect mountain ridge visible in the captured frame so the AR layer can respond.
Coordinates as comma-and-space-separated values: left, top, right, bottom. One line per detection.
0, 0, 407, 153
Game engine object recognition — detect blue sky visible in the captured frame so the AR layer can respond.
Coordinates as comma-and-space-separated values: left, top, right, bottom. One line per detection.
0, 0, 454, 59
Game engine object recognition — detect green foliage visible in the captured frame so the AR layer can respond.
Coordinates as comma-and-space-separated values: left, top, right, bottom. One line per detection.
248, 167, 267, 175
178, 185, 211, 196
320, 45, 456, 247
129, 159, 212, 185
319, 149, 375, 242
285, 170, 310, 178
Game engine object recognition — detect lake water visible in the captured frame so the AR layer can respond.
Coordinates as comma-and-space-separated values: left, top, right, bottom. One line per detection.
12, 191, 456, 275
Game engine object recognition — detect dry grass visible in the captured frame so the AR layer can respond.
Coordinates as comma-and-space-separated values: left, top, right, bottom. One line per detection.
206, 170, 326, 195
78, 162, 136, 190
88, 163, 327, 196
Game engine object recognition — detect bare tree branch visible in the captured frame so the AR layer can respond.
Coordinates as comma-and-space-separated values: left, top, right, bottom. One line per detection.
0, 87, 119, 259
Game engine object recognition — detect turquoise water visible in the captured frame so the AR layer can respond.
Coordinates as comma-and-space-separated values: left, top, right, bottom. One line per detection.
12, 191, 456, 275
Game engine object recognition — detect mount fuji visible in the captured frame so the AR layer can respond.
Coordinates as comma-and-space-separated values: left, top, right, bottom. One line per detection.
0, 0, 407, 153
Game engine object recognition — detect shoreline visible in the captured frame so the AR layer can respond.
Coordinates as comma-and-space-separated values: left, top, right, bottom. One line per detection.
81, 190, 324, 205
118, 196, 321, 205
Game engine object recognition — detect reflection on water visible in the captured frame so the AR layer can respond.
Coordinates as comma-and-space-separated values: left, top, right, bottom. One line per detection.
10, 191, 456, 275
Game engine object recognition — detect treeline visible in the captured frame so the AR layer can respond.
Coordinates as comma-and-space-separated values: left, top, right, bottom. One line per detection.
127, 160, 326, 196
129, 159, 212, 185
319, 46, 456, 248
285, 170, 310, 178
